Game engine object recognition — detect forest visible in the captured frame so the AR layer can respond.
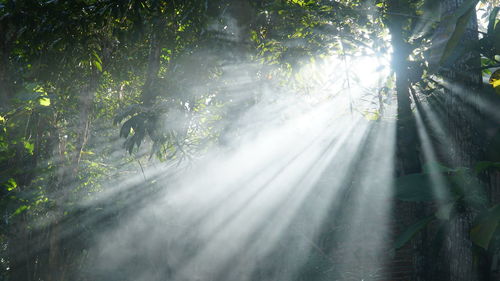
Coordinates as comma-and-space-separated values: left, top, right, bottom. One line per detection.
1, 0, 500, 280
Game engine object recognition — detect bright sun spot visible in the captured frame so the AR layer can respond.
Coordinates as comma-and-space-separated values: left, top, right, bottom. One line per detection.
294, 52, 391, 118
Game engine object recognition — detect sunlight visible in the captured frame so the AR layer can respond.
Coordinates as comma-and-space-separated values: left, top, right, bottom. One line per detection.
5, 2, 500, 281
440, 78, 500, 121
83, 51, 399, 281
414, 106, 453, 203
293, 53, 390, 117
326, 104, 396, 280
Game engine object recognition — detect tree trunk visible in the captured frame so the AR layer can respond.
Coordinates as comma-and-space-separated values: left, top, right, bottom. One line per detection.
142, 9, 166, 106
386, 2, 421, 176
440, 0, 482, 168
386, 2, 425, 280
436, 1, 483, 280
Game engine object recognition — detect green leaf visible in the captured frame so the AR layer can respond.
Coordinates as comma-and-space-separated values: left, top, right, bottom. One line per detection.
114, 105, 140, 125
93, 60, 103, 72
394, 215, 435, 249
449, 172, 488, 208
439, 4, 476, 65
422, 161, 456, 174
488, 7, 500, 36
428, 0, 479, 70
39, 97, 51, 106
471, 204, 500, 250
474, 161, 500, 173
5, 178, 17, 191
92, 51, 102, 64
13, 205, 28, 216
395, 173, 435, 201
120, 117, 136, 138
23, 141, 34, 155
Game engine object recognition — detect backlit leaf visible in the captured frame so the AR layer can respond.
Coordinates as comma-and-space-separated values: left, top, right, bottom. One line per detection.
439, 4, 476, 65
394, 215, 435, 249
489, 69, 500, 89
487, 7, 500, 36
93, 60, 103, 72
39, 97, 51, 106
13, 205, 28, 216
471, 204, 500, 250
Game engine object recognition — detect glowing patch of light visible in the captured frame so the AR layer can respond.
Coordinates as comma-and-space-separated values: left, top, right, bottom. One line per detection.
87, 51, 395, 281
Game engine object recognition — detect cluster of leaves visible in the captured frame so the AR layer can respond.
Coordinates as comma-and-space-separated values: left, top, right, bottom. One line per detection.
394, 161, 500, 256
0, 0, 499, 280
1, 0, 390, 279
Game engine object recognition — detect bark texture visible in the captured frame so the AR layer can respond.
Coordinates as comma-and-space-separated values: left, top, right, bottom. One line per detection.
142, 16, 164, 106
386, 2, 425, 280
436, 1, 483, 280
386, 1, 421, 176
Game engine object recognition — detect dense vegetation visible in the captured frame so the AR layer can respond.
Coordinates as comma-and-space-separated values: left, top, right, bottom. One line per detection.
1, 0, 500, 280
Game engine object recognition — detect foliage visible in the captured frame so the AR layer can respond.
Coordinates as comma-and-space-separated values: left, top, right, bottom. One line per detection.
0, 0, 499, 280
394, 161, 500, 252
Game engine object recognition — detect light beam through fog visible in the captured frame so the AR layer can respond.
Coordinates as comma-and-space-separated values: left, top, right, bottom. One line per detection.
4, 3, 500, 281
84, 55, 396, 281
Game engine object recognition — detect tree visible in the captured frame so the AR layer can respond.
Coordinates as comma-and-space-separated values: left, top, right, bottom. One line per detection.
386, 0, 500, 280
1, 1, 499, 281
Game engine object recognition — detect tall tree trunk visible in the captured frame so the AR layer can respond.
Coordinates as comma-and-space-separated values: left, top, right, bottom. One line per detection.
386, 2, 425, 281
386, 0, 421, 176
142, 9, 166, 106
438, 1, 483, 280
440, 1, 482, 166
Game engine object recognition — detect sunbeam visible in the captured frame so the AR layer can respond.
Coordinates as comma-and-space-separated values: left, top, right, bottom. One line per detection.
3, 2, 499, 281
84, 52, 396, 281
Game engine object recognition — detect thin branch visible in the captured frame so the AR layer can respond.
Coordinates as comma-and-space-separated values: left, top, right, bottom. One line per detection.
137, 159, 147, 182
339, 39, 353, 115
